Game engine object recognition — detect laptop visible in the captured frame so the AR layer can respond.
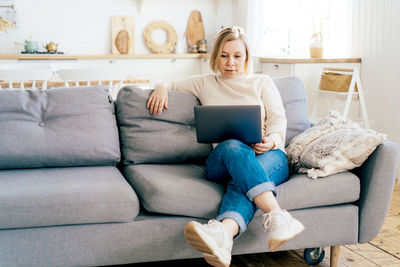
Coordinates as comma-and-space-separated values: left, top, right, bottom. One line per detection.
194, 105, 262, 144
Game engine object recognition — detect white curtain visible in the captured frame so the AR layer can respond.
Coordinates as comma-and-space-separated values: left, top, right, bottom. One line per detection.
246, 0, 353, 58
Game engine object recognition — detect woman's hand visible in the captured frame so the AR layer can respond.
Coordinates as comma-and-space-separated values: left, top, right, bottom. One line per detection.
250, 137, 275, 154
146, 84, 168, 115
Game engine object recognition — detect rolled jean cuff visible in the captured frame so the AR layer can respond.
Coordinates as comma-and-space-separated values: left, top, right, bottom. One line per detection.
247, 181, 277, 200
216, 211, 247, 238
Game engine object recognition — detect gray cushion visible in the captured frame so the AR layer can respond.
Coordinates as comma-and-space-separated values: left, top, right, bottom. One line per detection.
272, 172, 360, 214
116, 86, 212, 165
0, 86, 121, 169
273, 76, 311, 147
123, 164, 224, 218
116, 77, 309, 166
123, 164, 360, 219
0, 166, 139, 229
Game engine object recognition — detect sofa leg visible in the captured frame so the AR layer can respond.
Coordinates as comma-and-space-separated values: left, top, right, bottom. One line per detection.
330, 245, 340, 267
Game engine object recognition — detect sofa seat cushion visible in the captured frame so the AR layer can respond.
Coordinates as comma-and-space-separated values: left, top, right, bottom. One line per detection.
124, 164, 225, 218
272, 172, 360, 214
0, 166, 139, 229
124, 164, 360, 219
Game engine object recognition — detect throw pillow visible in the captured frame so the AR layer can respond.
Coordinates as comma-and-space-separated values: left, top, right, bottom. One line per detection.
287, 111, 386, 179
115, 85, 212, 165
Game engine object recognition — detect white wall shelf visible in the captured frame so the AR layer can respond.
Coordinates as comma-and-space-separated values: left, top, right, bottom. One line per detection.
0, 54, 210, 88
0, 53, 209, 61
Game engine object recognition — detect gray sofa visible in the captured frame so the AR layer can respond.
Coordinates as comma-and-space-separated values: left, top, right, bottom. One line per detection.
0, 76, 398, 267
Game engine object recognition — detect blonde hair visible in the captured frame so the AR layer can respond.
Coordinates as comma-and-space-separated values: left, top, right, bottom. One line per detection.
209, 26, 250, 74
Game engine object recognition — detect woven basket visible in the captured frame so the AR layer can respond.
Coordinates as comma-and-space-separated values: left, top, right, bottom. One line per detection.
319, 72, 358, 92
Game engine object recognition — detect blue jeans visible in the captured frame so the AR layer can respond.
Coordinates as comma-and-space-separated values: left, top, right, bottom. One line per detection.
205, 139, 289, 235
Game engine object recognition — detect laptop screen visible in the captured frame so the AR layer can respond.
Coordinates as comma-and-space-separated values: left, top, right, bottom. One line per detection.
194, 105, 262, 144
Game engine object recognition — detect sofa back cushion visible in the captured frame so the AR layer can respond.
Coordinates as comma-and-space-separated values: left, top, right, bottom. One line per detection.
116, 86, 212, 165
116, 76, 309, 165
0, 86, 121, 169
273, 76, 311, 147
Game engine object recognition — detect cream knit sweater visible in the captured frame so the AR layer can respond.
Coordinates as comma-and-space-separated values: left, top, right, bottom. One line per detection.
163, 73, 287, 151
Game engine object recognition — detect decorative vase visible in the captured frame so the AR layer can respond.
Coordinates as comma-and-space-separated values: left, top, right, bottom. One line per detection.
310, 32, 323, 58
175, 35, 186, 54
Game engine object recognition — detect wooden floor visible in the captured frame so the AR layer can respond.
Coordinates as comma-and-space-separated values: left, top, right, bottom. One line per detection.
127, 184, 400, 267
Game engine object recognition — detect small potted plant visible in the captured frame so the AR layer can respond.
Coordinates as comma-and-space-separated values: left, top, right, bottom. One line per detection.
309, 12, 330, 58
310, 32, 323, 58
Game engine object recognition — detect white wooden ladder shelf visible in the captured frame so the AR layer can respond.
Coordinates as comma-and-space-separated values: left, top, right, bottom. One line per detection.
311, 66, 370, 129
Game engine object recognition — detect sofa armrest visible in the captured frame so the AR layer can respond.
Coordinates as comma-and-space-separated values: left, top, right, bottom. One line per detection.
357, 141, 399, 243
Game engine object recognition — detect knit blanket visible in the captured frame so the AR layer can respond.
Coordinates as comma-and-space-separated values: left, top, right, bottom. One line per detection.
286, 111, 386, 179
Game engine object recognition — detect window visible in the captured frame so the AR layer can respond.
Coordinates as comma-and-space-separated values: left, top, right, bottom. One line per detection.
249, 0, 353, 58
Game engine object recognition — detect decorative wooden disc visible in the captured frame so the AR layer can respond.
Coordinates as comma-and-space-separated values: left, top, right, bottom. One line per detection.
115, 30, 130, 54
144, 20, 177, 54
111, 16, 134, 54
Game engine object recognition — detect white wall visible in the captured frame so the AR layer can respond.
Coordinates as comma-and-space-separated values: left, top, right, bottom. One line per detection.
0, 0, 233, 54
351, 0, 400, 179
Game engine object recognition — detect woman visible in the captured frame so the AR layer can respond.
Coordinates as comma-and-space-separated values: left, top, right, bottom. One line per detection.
147, 27, 304, 267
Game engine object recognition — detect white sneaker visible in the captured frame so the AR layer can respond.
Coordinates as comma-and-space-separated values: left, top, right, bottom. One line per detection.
263, 210, 305, 252
184, 219, 233, 267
